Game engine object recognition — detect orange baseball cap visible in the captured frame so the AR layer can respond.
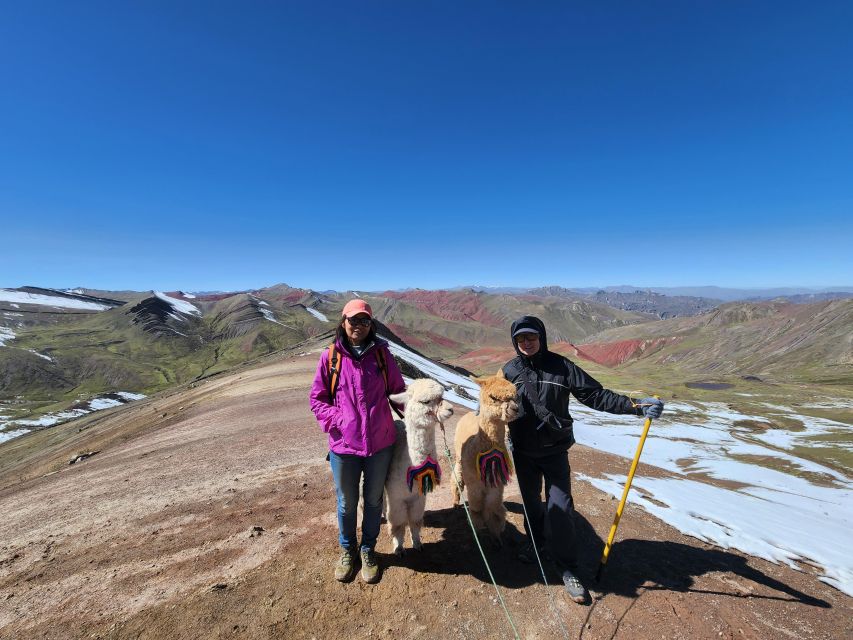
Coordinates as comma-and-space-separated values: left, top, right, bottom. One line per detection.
341, 299, 373, 319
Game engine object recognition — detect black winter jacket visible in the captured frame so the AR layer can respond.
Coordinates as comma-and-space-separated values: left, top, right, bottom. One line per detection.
502, 316, 643, 457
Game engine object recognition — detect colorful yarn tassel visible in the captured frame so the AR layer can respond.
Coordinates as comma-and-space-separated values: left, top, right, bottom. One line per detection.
477, 448, 513, 487
407, 456, 442, 495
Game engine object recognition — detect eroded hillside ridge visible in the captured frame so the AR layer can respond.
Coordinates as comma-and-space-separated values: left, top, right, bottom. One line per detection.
579, 298, 853, 383
2, 287, 851, 441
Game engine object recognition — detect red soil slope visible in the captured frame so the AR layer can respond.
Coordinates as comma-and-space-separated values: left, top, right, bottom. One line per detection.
381, 290, 505, 327
554, 338, 678, 367
385, 323, 463, 351
454, 338, 677, 373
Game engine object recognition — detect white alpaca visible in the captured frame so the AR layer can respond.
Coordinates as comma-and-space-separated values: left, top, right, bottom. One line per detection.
385, 379, 454, 556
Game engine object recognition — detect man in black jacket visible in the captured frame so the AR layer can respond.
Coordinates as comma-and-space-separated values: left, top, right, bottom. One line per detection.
502, 315, 663, 603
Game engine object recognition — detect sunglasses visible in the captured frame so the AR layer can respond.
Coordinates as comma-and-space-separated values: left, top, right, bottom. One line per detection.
346, 316, 372, 327
515, 333, 539, 344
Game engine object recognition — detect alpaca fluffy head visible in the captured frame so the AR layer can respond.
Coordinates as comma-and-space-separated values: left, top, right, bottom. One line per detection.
473, 369, 519, 424
389, 378, 453, 427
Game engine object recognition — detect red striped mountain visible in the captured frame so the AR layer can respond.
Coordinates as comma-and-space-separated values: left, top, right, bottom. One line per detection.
576, 299, 853, 384
362, 288, 653, 362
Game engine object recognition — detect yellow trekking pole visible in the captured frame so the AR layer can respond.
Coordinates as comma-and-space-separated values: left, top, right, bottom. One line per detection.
596, 396, 659, 582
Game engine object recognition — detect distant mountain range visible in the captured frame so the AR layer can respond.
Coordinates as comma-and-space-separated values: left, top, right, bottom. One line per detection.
543, 284, 853, 302
525, 286, 721, 318
452, 284, 853, 310
2, 283, 851, 435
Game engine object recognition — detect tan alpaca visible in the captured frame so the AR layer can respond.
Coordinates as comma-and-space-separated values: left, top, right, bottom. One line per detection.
450, 370, 519, 545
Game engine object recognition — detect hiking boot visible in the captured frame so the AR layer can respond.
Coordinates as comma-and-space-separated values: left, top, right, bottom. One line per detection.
517, 540, 551, 565
334, 548, 356, 582
360, 548, 380, 584
562, 570, 589, 604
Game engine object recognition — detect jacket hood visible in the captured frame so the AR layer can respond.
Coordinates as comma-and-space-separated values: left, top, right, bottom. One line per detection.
510, 315, 548, 358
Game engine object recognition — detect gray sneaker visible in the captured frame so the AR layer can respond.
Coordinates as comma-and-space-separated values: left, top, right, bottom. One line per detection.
334, 548, 356, 582
360, 548, 380, 584
562, 570, 589, 604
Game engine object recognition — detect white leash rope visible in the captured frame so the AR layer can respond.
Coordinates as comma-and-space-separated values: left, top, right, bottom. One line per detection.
439, 425, 521, 640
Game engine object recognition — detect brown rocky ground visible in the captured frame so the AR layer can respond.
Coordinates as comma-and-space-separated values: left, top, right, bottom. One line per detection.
0, 348, 850, 640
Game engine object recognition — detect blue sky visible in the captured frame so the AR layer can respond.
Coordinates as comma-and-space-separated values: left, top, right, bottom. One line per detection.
2, 1, 851, 292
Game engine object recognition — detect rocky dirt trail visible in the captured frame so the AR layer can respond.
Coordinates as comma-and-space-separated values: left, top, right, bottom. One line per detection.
0, 348, 850, 639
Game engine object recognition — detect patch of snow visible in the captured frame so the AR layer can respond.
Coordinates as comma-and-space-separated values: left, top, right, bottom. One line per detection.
662, 401, 697, 413
0, 327, 16, 346
88, 397, 124, 411
10, 303, 19, 308
305, 307, 328, 322
1, 391, 148, 441
749, 412, 852, 452
260, 307, 284, 325
571, 399, 853, 597
695, 403, 772, 424
0, 428, 30, 444
750, 429, 811, 451
761, 402, 795, 412
13, 411, 82, 427
3, 312, 24, 317
800, 399, 853, 410
757, 406, 850, 433
789, 413, 852, 430
183, 293, 196, 299
382, 338, 480, 409
28, 349, 53, 362
64, 289, 85, 295
117, 392, 146, 401
258, 300, 270, 307
155, 291, 201, 316
581, 471, 853, 598
0, 289, 111, 311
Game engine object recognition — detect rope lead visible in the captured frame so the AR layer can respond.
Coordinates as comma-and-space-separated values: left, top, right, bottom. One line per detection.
439, 425, 521, 640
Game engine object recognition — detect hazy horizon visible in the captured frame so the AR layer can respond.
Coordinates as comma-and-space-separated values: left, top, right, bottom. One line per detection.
3, 282, 853, 297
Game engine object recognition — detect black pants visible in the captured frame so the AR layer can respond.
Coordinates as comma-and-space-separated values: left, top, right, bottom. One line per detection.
514, 450, 577, 570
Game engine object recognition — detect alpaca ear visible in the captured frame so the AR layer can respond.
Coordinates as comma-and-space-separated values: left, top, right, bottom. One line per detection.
389, 391, 408, 409
496, 369, 506, 380
469, 375, 487, 387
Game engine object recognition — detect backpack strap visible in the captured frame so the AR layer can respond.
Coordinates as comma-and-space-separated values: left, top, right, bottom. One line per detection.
374, 347, 389, 394
327, 343, 342, 401
375, 345, 404, 419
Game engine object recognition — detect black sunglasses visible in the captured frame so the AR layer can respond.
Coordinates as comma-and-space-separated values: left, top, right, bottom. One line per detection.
346, 316, 372, 327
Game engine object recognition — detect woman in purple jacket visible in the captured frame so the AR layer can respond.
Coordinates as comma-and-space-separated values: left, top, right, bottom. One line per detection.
309, 299, 405, 584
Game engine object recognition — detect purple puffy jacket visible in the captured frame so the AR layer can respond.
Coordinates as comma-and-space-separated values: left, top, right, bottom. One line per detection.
309, 338, 406, 457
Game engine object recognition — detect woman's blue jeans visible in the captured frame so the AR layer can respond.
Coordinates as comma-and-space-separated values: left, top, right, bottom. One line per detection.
328, 446, 393, 552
